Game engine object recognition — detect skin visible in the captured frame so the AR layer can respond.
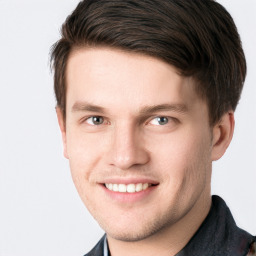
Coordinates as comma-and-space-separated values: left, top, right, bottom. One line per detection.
57, 47, 234, 256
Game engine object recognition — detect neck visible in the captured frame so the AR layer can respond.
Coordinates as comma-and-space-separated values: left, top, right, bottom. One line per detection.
107, 191, 211, 256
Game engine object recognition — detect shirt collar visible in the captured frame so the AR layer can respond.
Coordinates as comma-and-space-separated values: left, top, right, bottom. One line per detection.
103, 235, 109, 256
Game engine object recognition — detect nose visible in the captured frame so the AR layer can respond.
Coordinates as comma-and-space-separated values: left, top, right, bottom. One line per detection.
107, 124, 150, 170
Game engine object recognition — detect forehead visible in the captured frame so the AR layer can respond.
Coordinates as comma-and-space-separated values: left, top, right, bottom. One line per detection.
65, 47, 205, 114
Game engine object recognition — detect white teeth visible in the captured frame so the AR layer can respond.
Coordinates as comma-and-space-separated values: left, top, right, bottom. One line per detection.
113, 184, 119, 192
105, 183, 152, 193
118, 184, 126, 193
143, 183, 149, 190
127, 184, 136, 193
136, 183, 143, 192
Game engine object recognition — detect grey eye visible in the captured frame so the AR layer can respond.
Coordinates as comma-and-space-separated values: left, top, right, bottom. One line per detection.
157, 117, 169, 125
149, 116, 169, 125
86, 116, 104, 125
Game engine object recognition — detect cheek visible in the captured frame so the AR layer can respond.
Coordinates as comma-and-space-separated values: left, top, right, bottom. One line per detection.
154, 132, 212, 216
150, 129, 212, 184
67, 146, 97, 210
66, 127, 105, 164
65, 130, 101, 190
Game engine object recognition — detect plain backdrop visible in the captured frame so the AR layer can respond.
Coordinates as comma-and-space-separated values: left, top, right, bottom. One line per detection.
0, 0, 255, 255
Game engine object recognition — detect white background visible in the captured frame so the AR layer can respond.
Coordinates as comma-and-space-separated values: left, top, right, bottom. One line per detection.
0, 1, 255, 255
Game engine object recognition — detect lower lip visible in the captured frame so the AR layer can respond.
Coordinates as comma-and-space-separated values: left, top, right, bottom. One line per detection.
101, 184, 158, 203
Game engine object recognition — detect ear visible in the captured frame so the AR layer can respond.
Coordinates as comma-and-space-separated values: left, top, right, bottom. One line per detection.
56, 107, 69, 159
211, 111, 235, 161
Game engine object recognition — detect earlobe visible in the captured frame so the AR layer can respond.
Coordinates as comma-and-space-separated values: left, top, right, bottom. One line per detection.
56, 107, 69, 159
211, 112, 235, 161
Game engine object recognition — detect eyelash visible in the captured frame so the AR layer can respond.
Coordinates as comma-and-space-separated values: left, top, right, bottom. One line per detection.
148, 116, 171, 126
82, 116, 178, 126
83, 116, 109, 126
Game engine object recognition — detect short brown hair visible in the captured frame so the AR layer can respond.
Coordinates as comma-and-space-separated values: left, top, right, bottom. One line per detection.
51, 0, 246, 125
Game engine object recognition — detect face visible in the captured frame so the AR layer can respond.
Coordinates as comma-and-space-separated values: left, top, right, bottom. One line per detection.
60, 47, 215, 242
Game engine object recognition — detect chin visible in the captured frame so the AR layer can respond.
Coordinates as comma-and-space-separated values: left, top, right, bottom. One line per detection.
106, 229, 157, 242
102, 215, 174, 242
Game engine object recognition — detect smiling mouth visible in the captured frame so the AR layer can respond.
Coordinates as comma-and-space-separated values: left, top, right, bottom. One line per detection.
104, 183, 156, 193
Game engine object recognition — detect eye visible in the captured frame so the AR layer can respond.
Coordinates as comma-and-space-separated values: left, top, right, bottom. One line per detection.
85, 116, 105, 125
149, 116, 169, 126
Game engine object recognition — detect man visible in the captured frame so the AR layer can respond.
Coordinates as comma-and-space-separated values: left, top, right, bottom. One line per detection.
51, 0, 255, 255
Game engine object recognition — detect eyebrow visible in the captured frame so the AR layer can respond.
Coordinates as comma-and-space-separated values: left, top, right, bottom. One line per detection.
72, 102, 107, 113
140, 103, 188, 115
71, 101, 188, 115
